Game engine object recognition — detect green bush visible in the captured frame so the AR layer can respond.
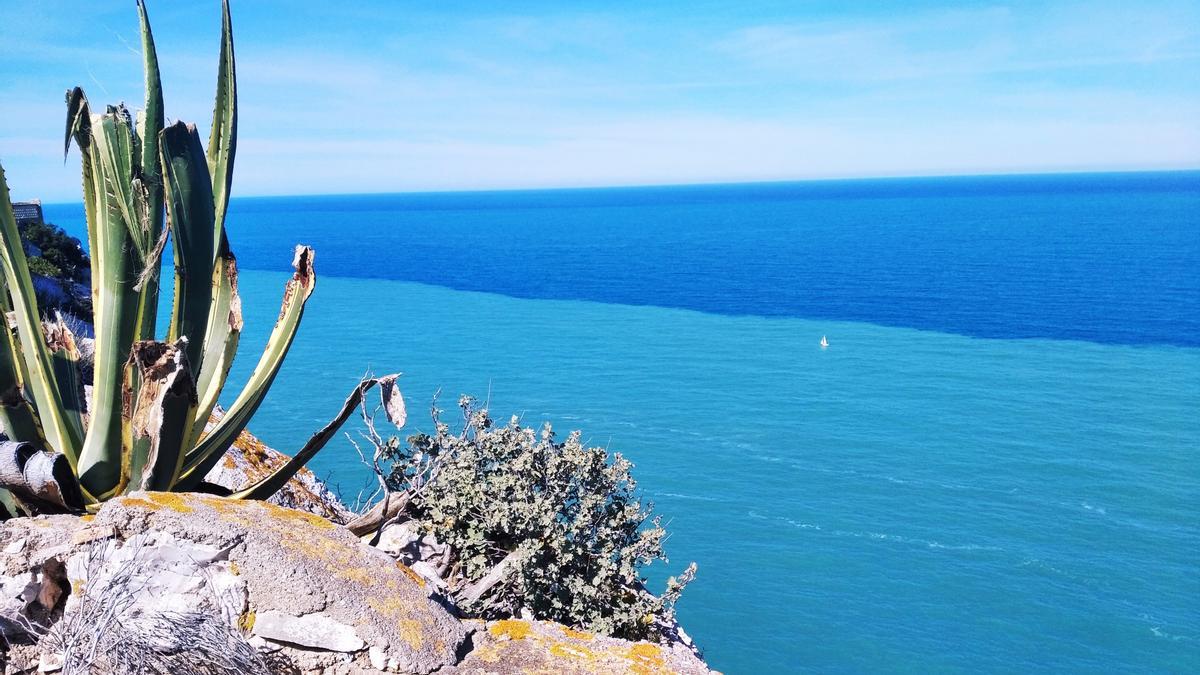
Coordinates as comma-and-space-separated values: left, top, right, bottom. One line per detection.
17, 221, 92, 318
18, 221, 89, 284
382, 395, 695, 641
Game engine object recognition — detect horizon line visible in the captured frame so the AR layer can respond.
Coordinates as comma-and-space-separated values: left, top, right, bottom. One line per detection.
35, 166, 1199, 207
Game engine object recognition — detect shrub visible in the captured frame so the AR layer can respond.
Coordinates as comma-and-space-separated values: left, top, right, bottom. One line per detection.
18, 221, 88, 285
17, 220, 92, 318
381, 395, 695, 641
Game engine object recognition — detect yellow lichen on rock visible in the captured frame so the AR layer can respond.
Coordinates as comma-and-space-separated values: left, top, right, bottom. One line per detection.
550, 642, 597, 661
625, 642, 667, 675
397, 561, 427, 587
456, 620, 701, 675
114, 496, 158, 511
490, 618, 533, 641
398, 618, 425, 650
560, 626, 594, 641
143, 492, 196, 513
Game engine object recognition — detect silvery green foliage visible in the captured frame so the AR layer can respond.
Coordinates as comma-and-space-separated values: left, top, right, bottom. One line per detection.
384, 396, 694, 641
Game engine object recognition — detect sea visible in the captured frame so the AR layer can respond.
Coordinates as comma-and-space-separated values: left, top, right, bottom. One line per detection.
44, 171, 1199, 673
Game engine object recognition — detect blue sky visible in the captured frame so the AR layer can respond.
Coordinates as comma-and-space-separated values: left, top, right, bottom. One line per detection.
2, 0, 1198, 200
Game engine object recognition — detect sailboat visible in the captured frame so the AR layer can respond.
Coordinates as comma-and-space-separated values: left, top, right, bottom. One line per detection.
820, 335, 829, 349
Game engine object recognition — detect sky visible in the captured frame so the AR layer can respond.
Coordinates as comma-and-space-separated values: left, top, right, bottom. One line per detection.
1, 0, 1198, 201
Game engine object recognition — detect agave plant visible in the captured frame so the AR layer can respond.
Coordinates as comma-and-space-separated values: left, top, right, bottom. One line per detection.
0, 0, 402, 518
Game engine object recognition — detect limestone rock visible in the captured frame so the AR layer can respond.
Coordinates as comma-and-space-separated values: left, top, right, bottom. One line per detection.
374, 519, 449, 589
90, 493, 466, 674
444, 619, 717, 675
63, 530, 245, 626
0, 496, 716, 674
375, 519, 422, 558
252, 609, 365, 652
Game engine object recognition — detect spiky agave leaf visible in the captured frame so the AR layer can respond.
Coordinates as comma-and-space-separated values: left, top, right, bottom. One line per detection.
64, 87, 100, 316
186, 239, 241, 453
74, 110, 145, 499
132, 0, 167, 342
0, 281, 46, 445
161, 121, 217, 376
186, 0, 242, 451
45, 316, 87, 437
0, 162, 83, 462
177, 246, 316, 489
208, 0, 237, 234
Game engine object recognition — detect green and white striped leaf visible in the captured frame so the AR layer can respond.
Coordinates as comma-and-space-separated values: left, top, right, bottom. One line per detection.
187, 237, 242, 453
74, 111, 144, 499
178, 246, 316, 488
0, 279, 46, 446
209, 0, 237, 235
0, 162, 82, 462
132, 0, 167, 342
161, 121, 217, 376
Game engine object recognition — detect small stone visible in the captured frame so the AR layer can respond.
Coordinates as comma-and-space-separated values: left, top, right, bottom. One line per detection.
410, 561, 444, 589
3, 538, 26, 554
368, 645, 387, 670
71, 525, 118, 545
375, 520, 421, 557
37, 652, 63, 673
0, 571, 35, 599
247, 635, 282, 653
251, 610, 365, 652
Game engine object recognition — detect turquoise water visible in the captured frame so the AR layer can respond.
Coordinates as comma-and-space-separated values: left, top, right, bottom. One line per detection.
43, 174, 1200, 672
226, 273, 1197, 674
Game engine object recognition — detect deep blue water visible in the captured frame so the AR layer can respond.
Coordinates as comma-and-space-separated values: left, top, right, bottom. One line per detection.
42, 172, 1200, 673
207, 171, 1200, 347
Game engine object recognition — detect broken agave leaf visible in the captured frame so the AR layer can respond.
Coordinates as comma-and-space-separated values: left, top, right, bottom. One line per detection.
0, 438, 83, 512
124, 339, 198, 493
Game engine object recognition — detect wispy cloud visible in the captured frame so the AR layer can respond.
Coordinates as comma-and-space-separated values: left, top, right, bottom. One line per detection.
1, 0, 1197, 201
718, 2, 1200, 81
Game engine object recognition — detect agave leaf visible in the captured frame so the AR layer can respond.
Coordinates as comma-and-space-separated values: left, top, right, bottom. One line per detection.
0, 438, 84, 513
0, 487, 19, 519
187, 236, 242, 451
64, 88, 92, 159
45, 317, 87, 440
64, 88, 103, 318
161, 121, 217, 374
135, 0, 164, 183
75, 113, 144, 499
0, 162, 83, 462
0, 291, 46, 445
177, 246, 316, 488
124, 340, 198, 492
209, 0, 237, 234
186, 0, 240, 455
229, 375, 400, 501
91, 108, 139, 241
132, 0, 166, 341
